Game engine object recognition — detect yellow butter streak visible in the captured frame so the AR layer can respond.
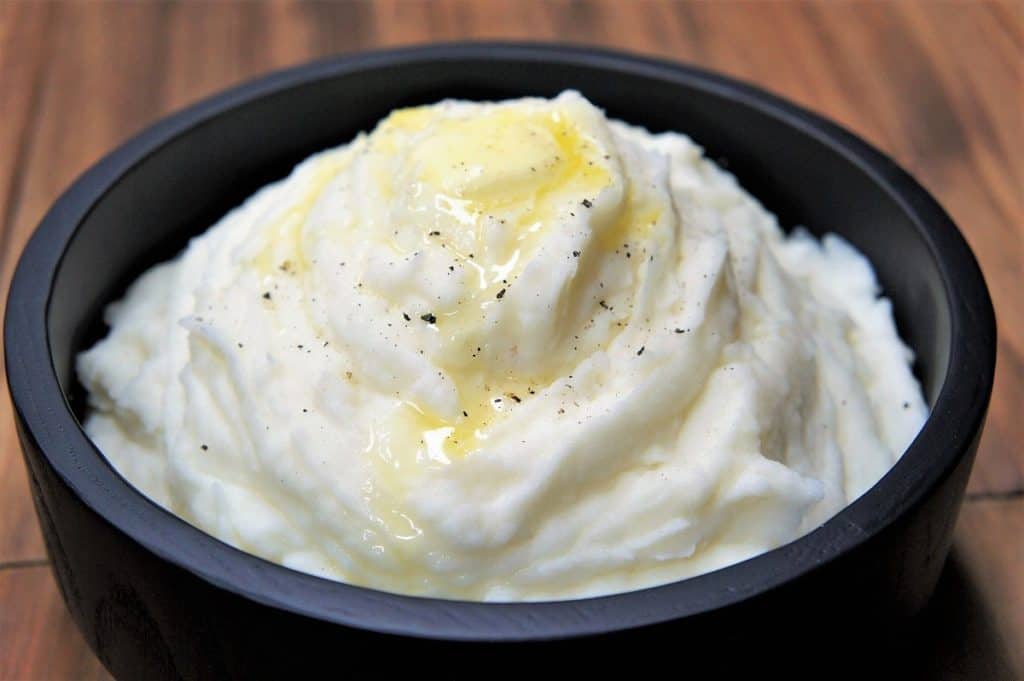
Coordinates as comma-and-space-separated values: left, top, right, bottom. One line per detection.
244, 103, 670, 516
249, 153, 353, 275
377, 105, 616, 465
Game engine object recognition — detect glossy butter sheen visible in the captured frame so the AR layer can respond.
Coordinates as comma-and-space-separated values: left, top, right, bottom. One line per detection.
77, 92, 927, 600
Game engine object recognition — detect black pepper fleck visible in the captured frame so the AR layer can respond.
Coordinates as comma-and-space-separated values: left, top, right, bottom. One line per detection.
421, 313, 437, 324
496, 288, 506, 299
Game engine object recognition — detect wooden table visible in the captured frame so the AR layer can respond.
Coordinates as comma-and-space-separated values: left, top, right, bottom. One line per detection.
0, 1, 1020, 678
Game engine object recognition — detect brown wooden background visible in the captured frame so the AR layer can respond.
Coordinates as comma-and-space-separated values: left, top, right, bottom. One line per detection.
0, 1, 1020, 678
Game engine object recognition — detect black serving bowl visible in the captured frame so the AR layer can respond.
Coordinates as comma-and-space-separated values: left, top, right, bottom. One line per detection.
5, 44, 995, 678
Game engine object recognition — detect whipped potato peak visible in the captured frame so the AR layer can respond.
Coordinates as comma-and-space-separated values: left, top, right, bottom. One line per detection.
78, 91, 927, 600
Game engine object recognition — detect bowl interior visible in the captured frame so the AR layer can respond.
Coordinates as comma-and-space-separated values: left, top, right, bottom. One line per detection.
49, 55, 950, 419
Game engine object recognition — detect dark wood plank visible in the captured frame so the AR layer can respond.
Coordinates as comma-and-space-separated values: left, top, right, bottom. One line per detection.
0, 1, 50, 235
0, 566, 111, 681
0, 0, 53, 568
956, 498, 1024, 672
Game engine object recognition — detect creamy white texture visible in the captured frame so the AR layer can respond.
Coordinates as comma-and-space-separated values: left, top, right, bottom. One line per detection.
78, 92, 927, 600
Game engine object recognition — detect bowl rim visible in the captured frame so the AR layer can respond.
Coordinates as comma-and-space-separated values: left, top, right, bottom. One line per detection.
4, 42, 996, 641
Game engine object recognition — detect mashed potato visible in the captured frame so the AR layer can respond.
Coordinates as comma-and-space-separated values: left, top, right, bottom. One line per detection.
78, 91, 926, 600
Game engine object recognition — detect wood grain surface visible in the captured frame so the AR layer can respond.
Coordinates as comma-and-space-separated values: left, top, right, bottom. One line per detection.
0, 1, 1020, 678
